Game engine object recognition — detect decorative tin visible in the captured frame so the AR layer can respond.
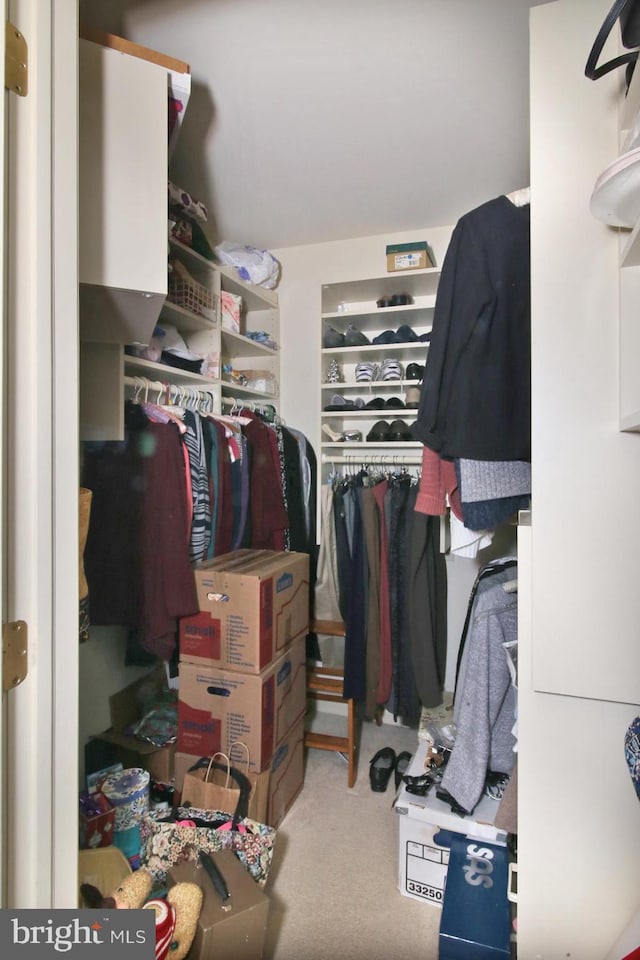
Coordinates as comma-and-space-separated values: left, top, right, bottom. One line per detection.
101, 767, 150, 832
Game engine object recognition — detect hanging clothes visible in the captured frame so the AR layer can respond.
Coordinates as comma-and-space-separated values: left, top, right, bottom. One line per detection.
83, 390, 317, 664
83, 402, 199, 662
412, 194, 531, 462
438, 561, 518, 815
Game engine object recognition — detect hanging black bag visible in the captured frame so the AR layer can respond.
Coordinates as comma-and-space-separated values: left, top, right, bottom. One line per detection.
585, 0, 640, 85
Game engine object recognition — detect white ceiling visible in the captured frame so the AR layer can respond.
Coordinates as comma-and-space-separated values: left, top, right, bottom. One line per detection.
80, 0, 548, 251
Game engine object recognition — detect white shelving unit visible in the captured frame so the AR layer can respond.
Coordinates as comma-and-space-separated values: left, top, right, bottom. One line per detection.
319, 268, 439, 474
590, 58, 640, 431
166, 239, 280, 407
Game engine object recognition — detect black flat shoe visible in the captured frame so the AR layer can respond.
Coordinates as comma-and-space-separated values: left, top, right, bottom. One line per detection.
369, 747, 397, 792
394, 750, 412, 789
366, 420, 391, 442
389, 418, 413, 441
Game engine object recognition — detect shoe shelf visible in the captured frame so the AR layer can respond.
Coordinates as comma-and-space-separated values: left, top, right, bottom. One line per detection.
321, 267, 440, 314
322, 410, 418, 419
322, 342, 428, 362
318, 268, 437, 476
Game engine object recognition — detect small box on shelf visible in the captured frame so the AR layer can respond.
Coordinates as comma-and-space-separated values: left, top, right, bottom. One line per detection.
386, 241, 436, 272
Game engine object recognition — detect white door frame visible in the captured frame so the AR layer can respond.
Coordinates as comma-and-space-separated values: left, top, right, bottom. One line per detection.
4, 0, 78, 907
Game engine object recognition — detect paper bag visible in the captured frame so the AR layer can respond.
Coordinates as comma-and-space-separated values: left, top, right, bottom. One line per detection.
229, 742, 270, 824
181, 753, 250, 820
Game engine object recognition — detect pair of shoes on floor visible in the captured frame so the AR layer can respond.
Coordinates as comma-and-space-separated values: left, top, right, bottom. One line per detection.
366, 419, 413, 442
369, 748, 413, 792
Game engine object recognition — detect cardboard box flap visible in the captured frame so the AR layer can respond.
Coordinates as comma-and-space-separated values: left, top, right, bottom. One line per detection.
193, 549, 269, 574
195, 550, 308, 582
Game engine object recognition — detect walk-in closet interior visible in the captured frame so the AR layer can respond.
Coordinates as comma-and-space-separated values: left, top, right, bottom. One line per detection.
5, 1, 640, 958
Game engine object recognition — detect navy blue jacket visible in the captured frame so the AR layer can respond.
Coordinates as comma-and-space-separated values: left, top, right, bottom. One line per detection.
412, 196, 531, 461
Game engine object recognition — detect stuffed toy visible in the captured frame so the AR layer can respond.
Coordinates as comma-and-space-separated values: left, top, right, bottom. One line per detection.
81, 868, 203, 960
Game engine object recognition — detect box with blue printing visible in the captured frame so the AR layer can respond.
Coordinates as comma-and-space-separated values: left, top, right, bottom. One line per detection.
394, 740, 507, 908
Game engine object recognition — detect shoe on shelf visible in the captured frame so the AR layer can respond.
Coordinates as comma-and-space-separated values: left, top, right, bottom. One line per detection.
322, 423, 345, 442
385, 396, 405, 409
405, 385, 421, 408
394, 324, 420, 343
355, 361, 377, 382
394, 751, 413, 789
323, 325, 345, 348
389, 418, 413, 441
380, 359, 403, 381
366, 420, 391, 442
405, 362, 424, 381
345, 324, 371, 347
372, 329, 396, 345
342, 430, 363, 442
390, 293, 413, 306
365, 397, 385, 409
369, 746, 397, 792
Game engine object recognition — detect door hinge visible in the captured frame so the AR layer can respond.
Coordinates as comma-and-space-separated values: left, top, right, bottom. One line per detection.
2, 621, 28, 691
5, 21, 28, 97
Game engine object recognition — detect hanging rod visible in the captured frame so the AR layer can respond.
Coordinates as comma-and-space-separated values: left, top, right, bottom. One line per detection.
322, 453, 422, 465
124, 375, 218, 397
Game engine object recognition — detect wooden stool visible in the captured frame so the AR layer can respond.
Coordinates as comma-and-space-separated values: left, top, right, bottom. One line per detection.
304, 619, 359, 788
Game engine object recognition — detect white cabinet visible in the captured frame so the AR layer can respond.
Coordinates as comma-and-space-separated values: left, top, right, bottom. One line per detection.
79, 37, 171, 344
589, 47, 640, 431
319, 268, 439, 476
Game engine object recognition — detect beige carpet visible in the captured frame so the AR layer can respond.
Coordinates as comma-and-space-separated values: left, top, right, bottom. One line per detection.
263, 717, 441, 960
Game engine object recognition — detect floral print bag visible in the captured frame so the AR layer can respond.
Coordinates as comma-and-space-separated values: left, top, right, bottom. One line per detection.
139, 805, 276, 889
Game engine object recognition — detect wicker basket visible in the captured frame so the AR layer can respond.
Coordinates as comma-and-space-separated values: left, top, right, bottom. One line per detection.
168, 276, 216, 321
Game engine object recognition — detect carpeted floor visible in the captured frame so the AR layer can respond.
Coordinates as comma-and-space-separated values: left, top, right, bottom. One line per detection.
263, 716, 442, 960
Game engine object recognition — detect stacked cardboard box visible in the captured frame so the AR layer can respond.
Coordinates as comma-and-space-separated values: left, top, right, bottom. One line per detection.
176, 549, 310, 827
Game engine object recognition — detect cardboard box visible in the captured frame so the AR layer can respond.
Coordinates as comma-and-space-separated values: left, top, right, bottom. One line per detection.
267, 718, 305, 828
394, 741, 507, 907
168, 851, 269, 960
173, 750, 270, 824
180, 549, 310, 674
177, 634, 306, 771
439, 833, 511, 959
386, 241, 435, 272
87, 666, 177, 783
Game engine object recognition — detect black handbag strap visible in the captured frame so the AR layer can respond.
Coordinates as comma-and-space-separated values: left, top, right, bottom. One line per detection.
183, 756, 252, 824
585, 0, 639, 80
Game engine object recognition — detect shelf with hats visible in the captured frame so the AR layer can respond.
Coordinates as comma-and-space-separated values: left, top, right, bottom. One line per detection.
319, 267, 439, 467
